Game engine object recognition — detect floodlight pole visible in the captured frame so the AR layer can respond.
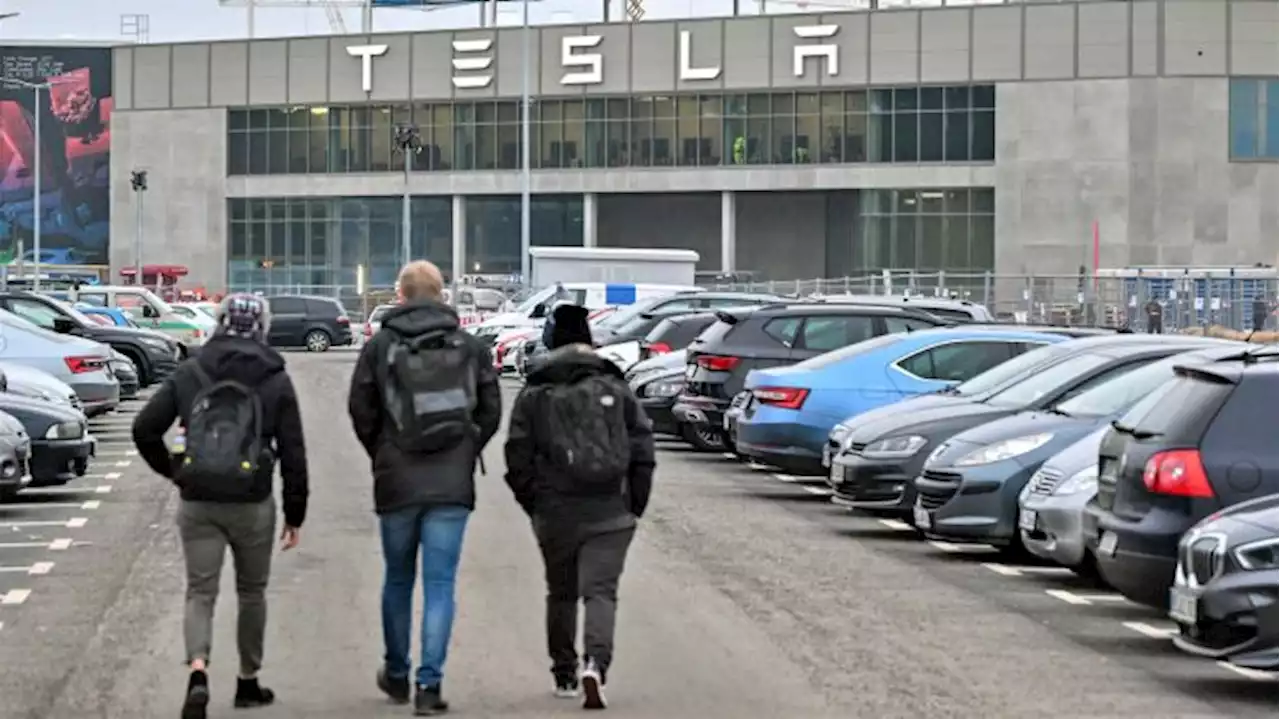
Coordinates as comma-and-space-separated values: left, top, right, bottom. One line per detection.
519, 0, 532, 287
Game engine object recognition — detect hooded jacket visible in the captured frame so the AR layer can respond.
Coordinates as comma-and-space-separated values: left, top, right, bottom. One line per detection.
132, 334, 310, 528
504, 345, 656, 526
347, 300, 502, 514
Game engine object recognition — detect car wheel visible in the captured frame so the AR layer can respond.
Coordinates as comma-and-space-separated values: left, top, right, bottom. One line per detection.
304, 329, 332, 352
680, 423, 727, 452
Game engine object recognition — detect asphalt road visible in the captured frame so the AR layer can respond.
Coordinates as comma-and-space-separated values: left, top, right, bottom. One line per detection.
0, 351, 1274, 719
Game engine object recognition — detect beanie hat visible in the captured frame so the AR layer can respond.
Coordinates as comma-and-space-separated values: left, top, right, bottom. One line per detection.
216, 293, 271, 342
548, 304, 592, 349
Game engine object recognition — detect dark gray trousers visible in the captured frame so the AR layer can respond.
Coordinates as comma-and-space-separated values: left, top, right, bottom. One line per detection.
178, 498, 276, 676
533, 517, 635, 677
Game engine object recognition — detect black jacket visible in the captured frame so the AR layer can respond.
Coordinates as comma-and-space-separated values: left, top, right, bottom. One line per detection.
132, 334, 310, 528
504, 346, 656, 525
347, 300, 502, 514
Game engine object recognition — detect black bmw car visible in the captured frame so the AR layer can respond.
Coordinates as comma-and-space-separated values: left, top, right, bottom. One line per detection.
1170, 494, 1278, 671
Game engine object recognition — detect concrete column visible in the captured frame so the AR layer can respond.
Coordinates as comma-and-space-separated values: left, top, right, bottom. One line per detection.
583, 192, 598, 247
720, 190, 736, 272
451, 194, 466, 292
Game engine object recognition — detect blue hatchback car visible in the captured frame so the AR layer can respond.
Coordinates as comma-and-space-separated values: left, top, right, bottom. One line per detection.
734, 327, 1070, 475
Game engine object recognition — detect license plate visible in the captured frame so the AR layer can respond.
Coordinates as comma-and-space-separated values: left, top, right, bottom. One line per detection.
1169, 586, 1198, 625
913, 505, 931, 531
1098, 530, 1118, 557
1018, 508, 1038, 532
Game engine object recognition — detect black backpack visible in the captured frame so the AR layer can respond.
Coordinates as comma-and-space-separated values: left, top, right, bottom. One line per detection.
540, 374, 632, 495
176, 364, 264, 497
382, 327, 478, 454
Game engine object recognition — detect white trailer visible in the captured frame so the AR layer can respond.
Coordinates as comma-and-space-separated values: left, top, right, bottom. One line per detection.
528, 247, 700, 288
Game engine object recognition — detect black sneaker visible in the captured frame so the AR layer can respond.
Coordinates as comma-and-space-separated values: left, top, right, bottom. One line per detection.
414, 685, 449, 716
554, 674, 580, 699
233, 677, 276, 709
376, 667, 411, 704
581, 659, 607, 710
181, 670, 210, 719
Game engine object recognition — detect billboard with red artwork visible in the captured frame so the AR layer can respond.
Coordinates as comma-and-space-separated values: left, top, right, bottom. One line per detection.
0, 46, 112, 267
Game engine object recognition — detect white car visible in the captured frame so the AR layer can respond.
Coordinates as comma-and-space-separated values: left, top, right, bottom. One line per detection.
470, 283, 702, 344
169, 303, 218, 335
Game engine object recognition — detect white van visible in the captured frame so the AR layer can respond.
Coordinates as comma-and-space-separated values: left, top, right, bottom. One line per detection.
469, 282, 701, 344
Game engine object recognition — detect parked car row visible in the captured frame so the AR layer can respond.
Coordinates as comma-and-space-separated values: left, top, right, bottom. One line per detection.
553, 288, 1280, 675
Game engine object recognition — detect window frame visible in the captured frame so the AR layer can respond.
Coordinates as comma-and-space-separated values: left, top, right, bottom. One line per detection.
891, 338, 1038, 382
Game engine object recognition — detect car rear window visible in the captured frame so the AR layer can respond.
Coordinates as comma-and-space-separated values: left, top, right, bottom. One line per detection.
1056, 353, 1192, 418
691, 317, 740, 348
919, 307, 976, 322
984, 352, 1114, 408
952, 342, 1070, 397
1117, 371, 1235, 440
269, 296, 306, 314
791, 333, 905, 370
762, 317, 803, 347
647, 315, 716, 349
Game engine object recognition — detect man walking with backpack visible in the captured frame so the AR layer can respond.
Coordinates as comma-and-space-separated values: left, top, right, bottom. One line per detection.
132, 294, 309, 719
348, 260, 501, 716
504, 303, 655, 711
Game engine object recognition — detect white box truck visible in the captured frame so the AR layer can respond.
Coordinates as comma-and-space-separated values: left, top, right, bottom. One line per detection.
528, 247, 700, 287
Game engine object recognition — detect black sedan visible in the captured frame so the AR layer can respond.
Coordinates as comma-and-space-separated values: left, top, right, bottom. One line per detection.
1171, 494, 1278, 671
0, 393, 94, 487
109, 350, 141, 399
0, 410, 31, 500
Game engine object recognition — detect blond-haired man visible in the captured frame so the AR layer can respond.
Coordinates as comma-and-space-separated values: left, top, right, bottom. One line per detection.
348, 261, 502, 715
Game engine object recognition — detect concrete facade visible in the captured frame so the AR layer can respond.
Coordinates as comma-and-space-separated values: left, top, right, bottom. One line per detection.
108, 0, 1279, 289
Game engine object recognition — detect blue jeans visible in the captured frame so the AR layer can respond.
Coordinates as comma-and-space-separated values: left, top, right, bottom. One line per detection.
379, 504, 471, 688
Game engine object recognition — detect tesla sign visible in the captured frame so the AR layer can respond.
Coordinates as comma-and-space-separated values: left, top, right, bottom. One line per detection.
346, 24, 841, 92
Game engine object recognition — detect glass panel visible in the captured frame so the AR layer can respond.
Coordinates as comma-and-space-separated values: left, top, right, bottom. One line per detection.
944, 86, 969, 110
1230, 79, 1260, 159
475, 122, 497, 169
970, 215, 995, 270
327, 107, 350, 172
432, 105, 454, 170
972, 187, 995, 213
944, 188, 970, 214
585, 99, 606, 168
920, 215, 944, 270
844, 112, 866, 162
820, 92, 843, 163
453, 103, 475, 170
745, 113, 768, 164
676, 95, 699, 166
868, 111, 892, 162
971, 110, 994, 161
700, 95, 722, 165
795, 109, 818, 164
538, 99, 562, 168
893, 214, 917, 268
652, 96, 675, 166
630, 97, 652, 167
771, 96, 794, 164
497, 121, 519, 169
370, 106, 393, 172
971, 85, 995, 109
944, 111, 970, 162
229, 110, 249, 132
1267, 79, 1280, 159
228, 131, 248, 175
308, 108, 329, 171
562, 99, 584, 168
349, 108, 371, 172
920, 87, 943, 111
893, 112, 918, 162
248, 129, 268, 174
945, 216, 969, 268
919, 112, 943, 162
893, 88, 918, 111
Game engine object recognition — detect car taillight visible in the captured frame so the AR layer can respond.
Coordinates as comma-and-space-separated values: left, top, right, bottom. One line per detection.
696, 354, 740, 372
65, 356, 106, 374
337, 316, 350, 325
1142, 449, 1214, 498
753, 386, 809, 410
647, 342, 672, 355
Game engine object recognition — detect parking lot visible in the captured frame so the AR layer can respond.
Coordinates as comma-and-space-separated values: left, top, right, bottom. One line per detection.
657, 440, 1277, 713
0, 356, 1272, 719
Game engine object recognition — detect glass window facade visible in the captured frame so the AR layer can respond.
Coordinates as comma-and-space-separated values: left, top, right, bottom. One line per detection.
227, 197, 452, 291
226, 84, 996, 175
1229, 78, 1279, 161
464, 196, 583, 275
856, 188, 995, 272
226, 195, 583, 290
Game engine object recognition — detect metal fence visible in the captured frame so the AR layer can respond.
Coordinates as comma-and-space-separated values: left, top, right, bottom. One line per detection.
696, 271, 1280, 332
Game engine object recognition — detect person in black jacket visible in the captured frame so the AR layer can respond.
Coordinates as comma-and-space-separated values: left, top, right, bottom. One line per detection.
131, 293, 309, 719
347, 261, 501, 715
504, 303, 656, 711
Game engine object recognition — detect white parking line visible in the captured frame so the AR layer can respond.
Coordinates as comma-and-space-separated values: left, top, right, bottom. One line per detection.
4, 500, 101, 510
799, 486, 831, 496
1216, 661, 1278, 681
20, 485, 111, 496
772, 473, 800, 483
0, 562, 52, 575
721, 452, 736, 459
1122, 621, 1176, 639
877, 518, 913, 531
747, 462, 772, 472
928, 540, 963, 553
113, 461, 132, 468
981, 563, 1074, 577
95, 450, 137, 457
1045, 589, 1129, 606
0, 517, 87, 529
0, 539, 73, 551
1, 589, 30, 605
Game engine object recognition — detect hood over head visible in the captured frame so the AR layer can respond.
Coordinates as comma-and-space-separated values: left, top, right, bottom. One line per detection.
381, 300, 460, 337
526, 344, 625, 386
196, 334, 286, 386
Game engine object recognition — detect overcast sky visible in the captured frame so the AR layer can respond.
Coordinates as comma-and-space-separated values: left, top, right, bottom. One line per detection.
0, 0, 992, 43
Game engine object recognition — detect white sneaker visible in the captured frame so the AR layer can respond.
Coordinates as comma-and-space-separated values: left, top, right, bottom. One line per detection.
581, 660, 607, 710
554, 677, 580, 699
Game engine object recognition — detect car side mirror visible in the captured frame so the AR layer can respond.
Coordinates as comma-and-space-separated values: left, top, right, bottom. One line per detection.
530, 303, 547, 319
52, 317, 76, 334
